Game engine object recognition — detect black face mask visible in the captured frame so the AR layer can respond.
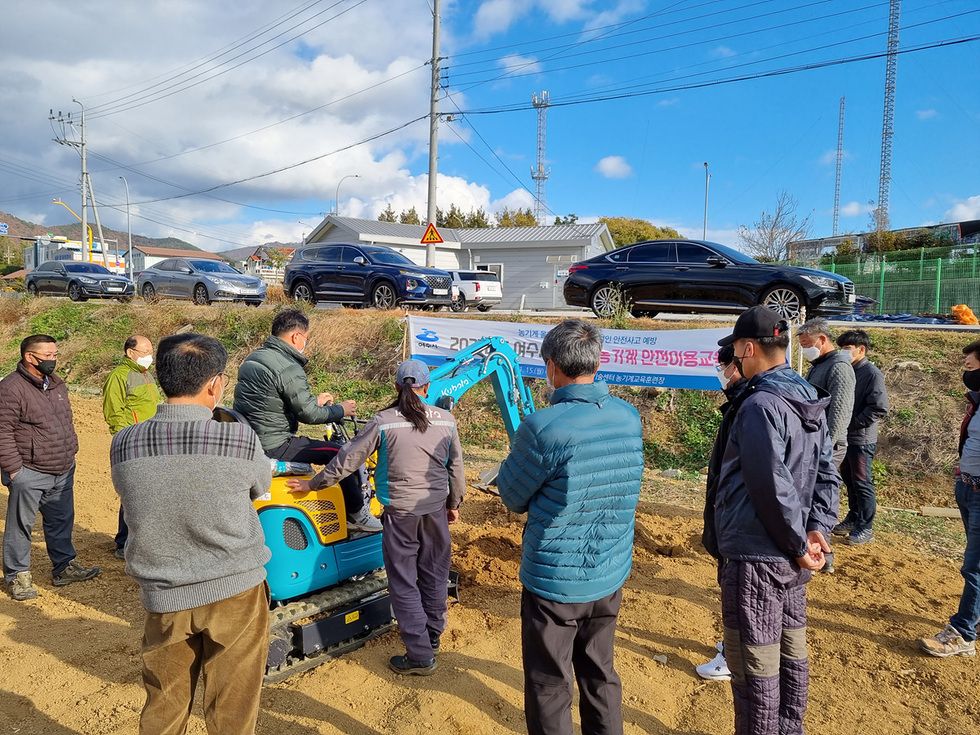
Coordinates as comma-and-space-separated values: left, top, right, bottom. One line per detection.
34, 359, 57, 377
964, 369, 980, 392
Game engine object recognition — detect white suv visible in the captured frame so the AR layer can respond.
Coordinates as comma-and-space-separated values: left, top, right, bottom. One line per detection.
448, 269, 502, 312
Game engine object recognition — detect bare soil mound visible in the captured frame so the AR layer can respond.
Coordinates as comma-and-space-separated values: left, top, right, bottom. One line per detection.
0, 396, 978, 734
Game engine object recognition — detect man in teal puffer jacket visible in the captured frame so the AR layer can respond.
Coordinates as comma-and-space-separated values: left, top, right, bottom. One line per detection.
498, 318, 644, 735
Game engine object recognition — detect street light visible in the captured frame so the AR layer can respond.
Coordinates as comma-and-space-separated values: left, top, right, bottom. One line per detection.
334, 174, 361, 216
298, 221, 312, 244
53, 198, 94, 261
118, 177, 133, 279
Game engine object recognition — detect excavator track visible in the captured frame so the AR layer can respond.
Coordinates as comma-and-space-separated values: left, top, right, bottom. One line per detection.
264, 571, 392, 685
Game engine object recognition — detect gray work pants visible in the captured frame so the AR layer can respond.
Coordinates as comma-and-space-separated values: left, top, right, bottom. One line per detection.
521, 587, 624, 735
381, 509, 451, 662
2, 465, 78, 581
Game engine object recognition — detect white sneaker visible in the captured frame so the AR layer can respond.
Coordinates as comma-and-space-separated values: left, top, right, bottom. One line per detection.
348, 506, 383, 533
695, 642, 731, 681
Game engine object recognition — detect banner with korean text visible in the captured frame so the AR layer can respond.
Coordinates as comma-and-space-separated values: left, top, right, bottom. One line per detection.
407, 315, 731, 390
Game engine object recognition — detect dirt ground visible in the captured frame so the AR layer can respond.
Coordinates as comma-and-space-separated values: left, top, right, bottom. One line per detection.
2, 396, 979, 735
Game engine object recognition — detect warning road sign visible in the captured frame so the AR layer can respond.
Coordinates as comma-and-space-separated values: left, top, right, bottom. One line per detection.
420, 223, 443, 244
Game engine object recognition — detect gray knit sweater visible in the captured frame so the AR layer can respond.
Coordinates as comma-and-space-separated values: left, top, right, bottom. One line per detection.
110, 403, 272, 613
805, 350, 856, 446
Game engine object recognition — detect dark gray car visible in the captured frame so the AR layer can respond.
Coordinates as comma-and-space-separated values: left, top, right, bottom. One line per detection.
137, 257, 267, 306
26, 260, 135, 301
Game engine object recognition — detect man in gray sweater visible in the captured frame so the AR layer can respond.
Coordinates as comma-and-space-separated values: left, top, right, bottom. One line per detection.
798, 317, 855, 573
110, 334, 272, 735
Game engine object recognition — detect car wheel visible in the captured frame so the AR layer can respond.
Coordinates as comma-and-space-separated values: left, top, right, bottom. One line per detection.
193, 284, 211, 306
27, 282, 38, 297
477, 304, 492, 312
590, 285, 623, 318
450, 295, 466, 312
141, 282, 157, 302
760, 285, 804, 320
291, 281, 315, 304
372, 281, 397, 310
68, 282, 86, 302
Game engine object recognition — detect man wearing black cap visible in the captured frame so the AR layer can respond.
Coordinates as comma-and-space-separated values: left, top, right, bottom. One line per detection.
708, 306, 840, 735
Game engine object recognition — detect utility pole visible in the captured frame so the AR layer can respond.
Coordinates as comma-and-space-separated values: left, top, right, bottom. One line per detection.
833, 96, 846, 237
425, 0, 442, 267
877, 0, 901, 224
531, 92, 551, 225
119, 176, 133, 279
702, 162, 710, 240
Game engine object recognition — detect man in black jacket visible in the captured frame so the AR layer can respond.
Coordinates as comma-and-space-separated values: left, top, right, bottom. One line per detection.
713, 307, 839, 735
833, 330, 889, 546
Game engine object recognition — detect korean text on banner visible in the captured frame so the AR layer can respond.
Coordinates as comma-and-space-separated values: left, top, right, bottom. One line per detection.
407, 315, 729, 390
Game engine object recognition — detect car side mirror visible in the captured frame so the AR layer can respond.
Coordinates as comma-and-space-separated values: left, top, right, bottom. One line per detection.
179, 266, 192, 274
706, 256, 727, 267
353, 256, 367, 266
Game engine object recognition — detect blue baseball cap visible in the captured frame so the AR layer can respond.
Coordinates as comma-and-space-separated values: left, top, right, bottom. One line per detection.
395, 359, 431, 387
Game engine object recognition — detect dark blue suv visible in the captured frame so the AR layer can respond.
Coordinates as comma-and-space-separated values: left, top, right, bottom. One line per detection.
284, 243, 455, 309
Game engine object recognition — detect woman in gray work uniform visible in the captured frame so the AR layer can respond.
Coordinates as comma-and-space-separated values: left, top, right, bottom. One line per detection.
287, 359, 465, 675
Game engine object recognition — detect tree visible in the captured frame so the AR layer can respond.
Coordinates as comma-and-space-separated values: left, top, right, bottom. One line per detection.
264, 247, 291, 270
554, 214, 579, 226
598, 217, 681, 248
399, 207, 421, 225
736, 191, 812, 262
437, 204, 491, 229
378, 204, 396, 223
495, 207, 538, 227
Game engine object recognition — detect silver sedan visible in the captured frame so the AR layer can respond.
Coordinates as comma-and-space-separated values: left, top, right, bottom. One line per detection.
138, 257, 267, 305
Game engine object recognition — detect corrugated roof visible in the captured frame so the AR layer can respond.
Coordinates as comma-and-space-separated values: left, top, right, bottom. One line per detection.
323, 216, 608, 246
136, 246, 225, 259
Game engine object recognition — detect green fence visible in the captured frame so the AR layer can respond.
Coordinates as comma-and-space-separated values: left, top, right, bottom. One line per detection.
789, 248, 980, 315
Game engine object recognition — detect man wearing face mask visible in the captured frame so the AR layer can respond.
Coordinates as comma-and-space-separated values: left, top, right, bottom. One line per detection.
832, 330, 889, 547
919, 340, 980, 658
697, 343, 749, 682
234, 309, 380, 532
712, 307, 839, 735
0, 334, 101, 601
796, 318, 855, 573
102, 335, 160, 560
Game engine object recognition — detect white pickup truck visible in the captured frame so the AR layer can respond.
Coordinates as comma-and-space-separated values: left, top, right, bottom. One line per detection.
448, 269, 502, 312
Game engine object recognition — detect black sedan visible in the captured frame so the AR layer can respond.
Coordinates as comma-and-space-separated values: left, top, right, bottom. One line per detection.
284, 243, 455, 309
564, 239, 855, 320
26, 260, 135, 302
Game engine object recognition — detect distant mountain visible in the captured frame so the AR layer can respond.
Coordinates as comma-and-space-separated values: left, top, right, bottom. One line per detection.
0, 210, 202, 252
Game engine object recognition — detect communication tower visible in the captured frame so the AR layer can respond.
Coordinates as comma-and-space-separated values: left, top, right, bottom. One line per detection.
531, 91, 551, 224
877, 0, 901, 222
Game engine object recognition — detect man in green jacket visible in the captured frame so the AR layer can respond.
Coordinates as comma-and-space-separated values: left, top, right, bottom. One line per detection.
233, 309, 380, 532
102, 335, 159, 558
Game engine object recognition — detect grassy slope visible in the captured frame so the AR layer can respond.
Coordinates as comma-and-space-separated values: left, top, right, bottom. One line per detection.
0, 298, 972, 520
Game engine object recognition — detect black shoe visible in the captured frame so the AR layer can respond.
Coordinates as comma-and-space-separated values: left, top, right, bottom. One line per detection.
389, 654, 437, 676
429, 631, 441, 654
52, 560, 101, 587
844, 528, 875, 546
831, 520, 854, 537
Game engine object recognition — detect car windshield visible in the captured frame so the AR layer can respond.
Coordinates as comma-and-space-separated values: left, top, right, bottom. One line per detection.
65, 263, 112, 275
704, 241, 759, 265
190, 260, 239, 274
365, 249, 416, 266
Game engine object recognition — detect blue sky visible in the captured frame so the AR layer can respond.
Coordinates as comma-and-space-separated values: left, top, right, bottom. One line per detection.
1, 0, 978, 252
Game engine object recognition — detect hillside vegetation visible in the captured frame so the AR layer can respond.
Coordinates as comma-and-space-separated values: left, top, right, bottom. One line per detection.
0, 297, 971, 508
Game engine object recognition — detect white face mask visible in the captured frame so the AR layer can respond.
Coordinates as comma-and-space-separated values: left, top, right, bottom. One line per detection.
716, 364, 732, 391
839, 348, 854, 364
210, 375, 224, 410
135, 354, 153, 369
801, 345, 821, 362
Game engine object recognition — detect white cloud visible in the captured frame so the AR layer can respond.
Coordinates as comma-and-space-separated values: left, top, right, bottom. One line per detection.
945, 195, 980, 222
712, 45, 737, 58
473, 0, 526, 36
840, 201, 875, 217
500, 54, 541, 76
657, 97, 680, 107
595, 155, 632, 178
819, 149, 852, 166
917, 109, 937, 120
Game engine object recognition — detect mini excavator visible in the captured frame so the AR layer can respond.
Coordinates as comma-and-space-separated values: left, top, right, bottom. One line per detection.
215, 336, 535, 683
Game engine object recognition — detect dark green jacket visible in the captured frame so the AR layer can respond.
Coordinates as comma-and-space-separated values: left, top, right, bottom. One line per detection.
233, 336, 343, 452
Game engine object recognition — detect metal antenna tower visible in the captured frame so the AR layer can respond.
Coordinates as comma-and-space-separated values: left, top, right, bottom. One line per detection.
531, 91, 551, 225
877, 0, 901, 223
833, 96, 846, 237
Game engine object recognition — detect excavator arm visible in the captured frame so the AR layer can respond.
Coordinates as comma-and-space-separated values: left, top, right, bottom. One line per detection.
422, 336, 535, 442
